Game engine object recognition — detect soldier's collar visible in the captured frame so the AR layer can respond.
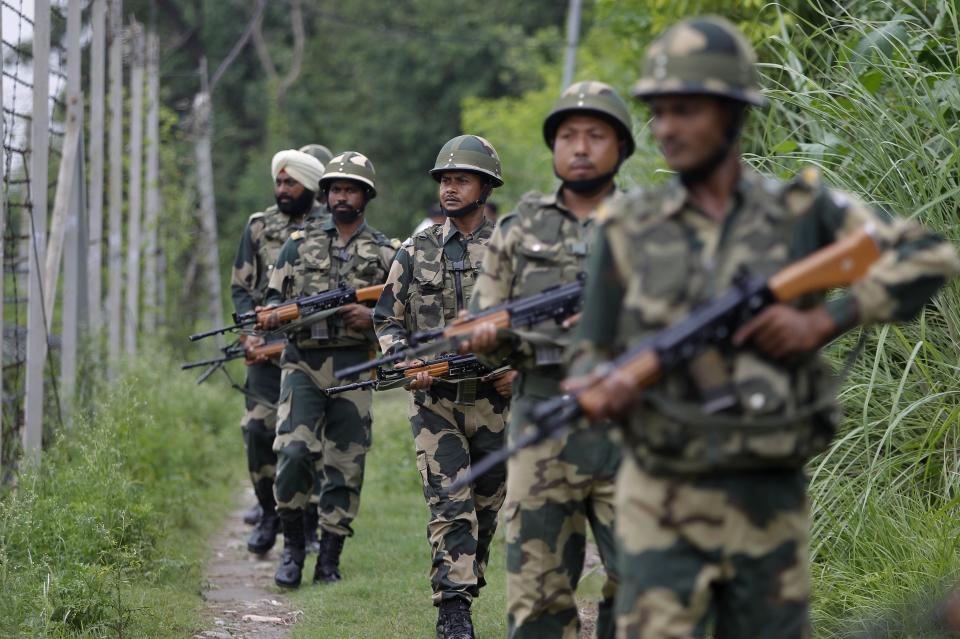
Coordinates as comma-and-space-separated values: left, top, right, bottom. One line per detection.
663, 168, 759, 218
441, 216, 490, 245
322, 216, 368, 239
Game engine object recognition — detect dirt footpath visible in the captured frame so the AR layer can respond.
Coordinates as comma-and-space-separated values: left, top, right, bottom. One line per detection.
193, 487, 301, 639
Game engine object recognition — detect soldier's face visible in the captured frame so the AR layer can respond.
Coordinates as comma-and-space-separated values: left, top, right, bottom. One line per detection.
648, 95, 729, 172
327, 180, 366, 213
275, 169, 305, 205
552, 114, 620, 181
438, 171, 485, 209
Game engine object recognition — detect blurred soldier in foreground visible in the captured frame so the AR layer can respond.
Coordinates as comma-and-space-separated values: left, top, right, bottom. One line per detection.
464, 81, 635, 638
231, 148, 326, 556
373, 135, 514, 639
265, 152, 397, 588
565, 17, 959, 638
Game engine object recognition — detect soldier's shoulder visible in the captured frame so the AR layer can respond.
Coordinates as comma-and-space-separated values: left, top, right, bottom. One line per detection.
289, 229, 307, 242
513, 190, 552, 216
777, 166, 846, 217
598, 185, 662, 226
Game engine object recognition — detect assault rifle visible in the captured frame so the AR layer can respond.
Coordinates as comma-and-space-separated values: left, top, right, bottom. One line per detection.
449, 226, 883, 492
188, 283, 385, 342
334, 279, 583, 380
181, 339, 287, 384
324, 354, 496, 395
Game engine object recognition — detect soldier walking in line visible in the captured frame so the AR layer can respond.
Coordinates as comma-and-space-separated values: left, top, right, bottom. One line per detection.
464, 81, 635, 638
264, 152, 398, 588
231, 148, 326, 556
373, 135, 516, 639
566, 17, 959, 638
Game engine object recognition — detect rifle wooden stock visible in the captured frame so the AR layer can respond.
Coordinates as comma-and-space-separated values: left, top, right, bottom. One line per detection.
578, 351, 662, 419
257, 303, 301, 329
769, 226, 880, 302
407, 362, 452, 378
249, 341, 286, 361
443, 309, 512, 338
356, 284, 385, 303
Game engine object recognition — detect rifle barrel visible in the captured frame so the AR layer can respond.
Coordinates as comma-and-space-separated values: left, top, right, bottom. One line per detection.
188, 323, 241, 341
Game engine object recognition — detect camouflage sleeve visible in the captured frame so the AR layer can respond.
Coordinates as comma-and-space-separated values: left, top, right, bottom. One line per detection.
566, 225, 625, 377
468, 219, 524, 368
265, 237, 300, 306
373, 243, 414, 355
815, 187, 960, 329
230, 219, 260, 316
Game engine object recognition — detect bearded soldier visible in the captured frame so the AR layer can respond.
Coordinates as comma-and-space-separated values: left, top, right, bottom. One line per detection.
373, 135, 515, 639
464, 81, 634, 638
231, 149, 326, 556
566, 17, 959, 638
264, 152, 397, 588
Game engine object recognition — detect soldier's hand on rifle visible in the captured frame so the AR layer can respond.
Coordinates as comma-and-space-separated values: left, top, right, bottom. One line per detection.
561, 369, 639, 421
398, 359, 432, 390
459, 316, 500, 354
339, 303, 374, 330
733, 304, 838, 359
492, 370, 518, 398
254, 304, 282, 330
241, 334, 268, 365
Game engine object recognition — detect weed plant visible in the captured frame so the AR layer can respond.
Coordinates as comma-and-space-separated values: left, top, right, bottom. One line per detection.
0, 350, 241, 638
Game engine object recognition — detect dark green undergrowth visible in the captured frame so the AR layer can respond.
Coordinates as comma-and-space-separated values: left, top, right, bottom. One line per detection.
0, 351, 242, 638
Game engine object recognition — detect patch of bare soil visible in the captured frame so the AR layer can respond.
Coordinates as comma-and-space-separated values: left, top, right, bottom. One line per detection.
193, 487, 301, 639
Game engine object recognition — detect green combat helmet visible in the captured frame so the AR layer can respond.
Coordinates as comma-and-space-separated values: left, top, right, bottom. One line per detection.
542, 80, 635, 158
299, 143, 334, 167
631, 16, 765, 107
320, 151, 377, 199
429, 135, 504, 187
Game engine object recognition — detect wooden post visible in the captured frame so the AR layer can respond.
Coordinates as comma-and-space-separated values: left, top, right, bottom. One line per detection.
88, 0, 107, 333
125, 20, 144, 357
106, 0, 124, 374
193, 59, 225, 337
143, 31, 160, 332
59, 0, 86, 412
24, 0, 51, 462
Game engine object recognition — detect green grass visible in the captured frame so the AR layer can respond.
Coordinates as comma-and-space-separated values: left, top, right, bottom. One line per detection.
0, 351, 243, 638
288, 389, 509, 638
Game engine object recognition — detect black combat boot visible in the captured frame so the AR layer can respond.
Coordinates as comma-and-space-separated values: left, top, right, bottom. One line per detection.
312, 531, 345, 583
303, 504, 320, 554
274, 511, 306, 588
436, 598, 474, 639
242, 502, 262, 526
246, 505, 280, 554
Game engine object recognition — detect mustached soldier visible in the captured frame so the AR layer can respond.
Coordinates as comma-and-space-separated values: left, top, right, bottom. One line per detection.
567, 17, 960, 638
373, 135, 514, 639
265, 152, 398, 588
231, 149, 326, 556
464, 81, 634, 638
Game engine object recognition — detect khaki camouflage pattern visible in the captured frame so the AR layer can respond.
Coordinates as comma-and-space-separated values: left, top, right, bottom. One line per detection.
470, 189, 621, 637
430, 135, 504, 186
543, 81, 635, 156
320, 151, 377, 196
571, 167, 959, 474
614, 455, 810, 639
631, 16, 765, 106
569, 166, 959, 637
374, 216, 496, 355
373, 215, 509, 605
410, 387, 508, 604
241, 361, 282, 508
266, 213, 396, 348
273, 344, 373, 536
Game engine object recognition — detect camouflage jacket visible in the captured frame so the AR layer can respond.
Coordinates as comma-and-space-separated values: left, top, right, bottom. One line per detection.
374, 217, 495, 356
231, 204, 322, 315
266, 213, 397, 349
569, 167, 959, 473
470, 188, 603, 375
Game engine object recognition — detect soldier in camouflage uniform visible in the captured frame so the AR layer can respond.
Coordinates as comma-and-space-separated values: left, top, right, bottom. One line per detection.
265, 151, 398, 588
465, 81, 635, 638
565, 17, 960, 638
373, 135, 514, 639
231, 148, 326, 555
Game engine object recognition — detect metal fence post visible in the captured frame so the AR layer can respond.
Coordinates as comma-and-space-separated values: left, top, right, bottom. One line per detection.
125, 20, 144, 358
106, 0, 124, 375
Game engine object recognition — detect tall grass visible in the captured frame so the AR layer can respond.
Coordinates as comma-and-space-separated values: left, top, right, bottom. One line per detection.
0, 350, 242, 638
749, 2, 960, 634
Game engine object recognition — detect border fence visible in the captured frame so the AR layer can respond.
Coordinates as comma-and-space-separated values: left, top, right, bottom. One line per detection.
1, 0, 165, 477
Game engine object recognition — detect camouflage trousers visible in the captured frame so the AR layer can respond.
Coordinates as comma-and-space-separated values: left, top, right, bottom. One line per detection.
273, 344, 373, 536
614, 454, 810, 639
506, 383, 621, 639
410, 382, 508, 605
241, 361, 282, 510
